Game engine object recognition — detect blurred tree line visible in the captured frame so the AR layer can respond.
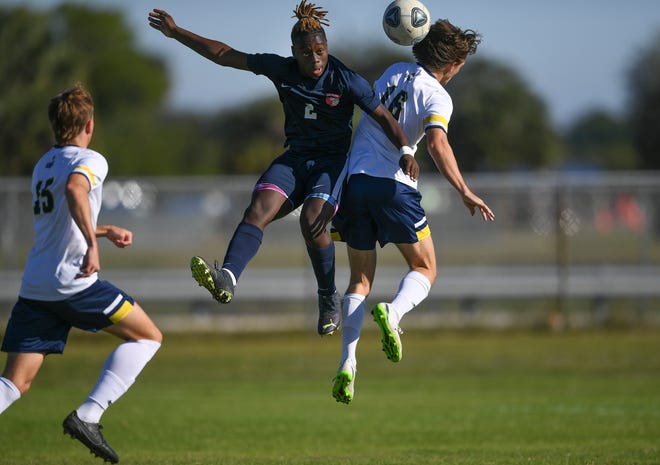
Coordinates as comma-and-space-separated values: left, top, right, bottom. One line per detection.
1, 5, 659, 177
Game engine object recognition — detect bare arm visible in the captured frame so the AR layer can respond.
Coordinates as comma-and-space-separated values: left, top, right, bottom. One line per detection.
66, 174, 134, 278
368, 104, 419, 181
426, 127, 494, 221
148, 9, 249, 70
65, 173, 100, 278
96, 224, 133, 248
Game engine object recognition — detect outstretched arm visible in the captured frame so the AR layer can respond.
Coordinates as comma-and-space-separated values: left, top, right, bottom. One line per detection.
148, 9, 249, 70
426, 127, 494, 221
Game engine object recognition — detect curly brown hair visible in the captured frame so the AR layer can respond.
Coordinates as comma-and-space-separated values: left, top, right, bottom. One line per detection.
413, 19, 481, 69
290, 0, 329, 43
48, 84, 94, 145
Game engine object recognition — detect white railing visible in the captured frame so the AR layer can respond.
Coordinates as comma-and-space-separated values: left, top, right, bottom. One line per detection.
2, 172, 659, 328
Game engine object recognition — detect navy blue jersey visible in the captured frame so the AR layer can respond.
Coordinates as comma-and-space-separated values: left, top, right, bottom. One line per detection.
247, 53, 380, 156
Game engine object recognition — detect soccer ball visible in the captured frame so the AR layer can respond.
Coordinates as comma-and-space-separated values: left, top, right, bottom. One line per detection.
382, 0, 431, 46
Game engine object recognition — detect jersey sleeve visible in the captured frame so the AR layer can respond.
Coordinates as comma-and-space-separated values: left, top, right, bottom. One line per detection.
348, 70, 381, 114
247, 53, 289, 80
72, 150, 108, 191
423, 89, 453, 134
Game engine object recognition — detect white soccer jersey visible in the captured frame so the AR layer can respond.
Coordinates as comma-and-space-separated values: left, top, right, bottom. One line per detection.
20, 145, 108, 300
348, 62, 453, 189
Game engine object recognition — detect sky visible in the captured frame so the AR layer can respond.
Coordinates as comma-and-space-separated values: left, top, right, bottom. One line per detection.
3, 0, 660, 127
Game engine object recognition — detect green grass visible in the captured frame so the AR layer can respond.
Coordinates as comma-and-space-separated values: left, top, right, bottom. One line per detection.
1, 329, 659, 464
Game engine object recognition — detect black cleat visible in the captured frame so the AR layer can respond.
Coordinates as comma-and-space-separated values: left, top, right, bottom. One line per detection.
318, 291, 341, 336
190, 256, 235, 304
63, 411, 119, 464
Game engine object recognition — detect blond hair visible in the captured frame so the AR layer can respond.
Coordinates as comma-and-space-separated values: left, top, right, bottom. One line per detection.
48, 84, 94, 145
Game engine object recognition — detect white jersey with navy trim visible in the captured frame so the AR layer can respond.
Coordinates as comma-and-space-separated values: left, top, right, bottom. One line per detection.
20, 145, 108, 300
347, 62, 453, 189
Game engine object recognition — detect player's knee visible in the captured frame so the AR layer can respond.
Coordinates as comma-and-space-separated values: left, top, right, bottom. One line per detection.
424, 269, 437, 285
149, 327, 163, 344
114, 304, 163, 343
243, 196, 281, 228
137, 319, 163, 343
300, 225, 319, 244
11, 377, 34, 395
300, 217, 330, 243
412, 254, 436, 283
300, 201, 332, 237
411, 265, 436, 285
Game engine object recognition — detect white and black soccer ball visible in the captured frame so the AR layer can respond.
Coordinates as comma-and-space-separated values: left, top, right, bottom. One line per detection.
382, 0, 431, 46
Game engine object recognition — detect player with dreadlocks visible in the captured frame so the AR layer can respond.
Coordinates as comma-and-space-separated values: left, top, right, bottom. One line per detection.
148, 2, 413, 336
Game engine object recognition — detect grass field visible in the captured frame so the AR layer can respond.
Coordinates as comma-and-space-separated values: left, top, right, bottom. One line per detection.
1, 328, 659, 464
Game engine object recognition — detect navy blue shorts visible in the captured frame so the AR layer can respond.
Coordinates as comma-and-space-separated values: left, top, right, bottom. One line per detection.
1, 280, 135, 354
337, 174, 431, 250
254, 149, 346, 211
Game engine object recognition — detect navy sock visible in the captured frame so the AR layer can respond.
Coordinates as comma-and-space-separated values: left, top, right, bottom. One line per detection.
222, 222, 263, 281
307, 242, 336, 296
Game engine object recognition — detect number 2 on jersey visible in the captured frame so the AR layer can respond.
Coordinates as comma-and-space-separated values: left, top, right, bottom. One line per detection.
304, 103, 317, 120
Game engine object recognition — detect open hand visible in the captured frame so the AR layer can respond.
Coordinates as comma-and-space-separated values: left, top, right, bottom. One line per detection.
462, 191, 495, 222
148, 9, 177, 37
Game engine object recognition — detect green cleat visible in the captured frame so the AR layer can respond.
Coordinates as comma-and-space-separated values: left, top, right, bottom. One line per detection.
190, 256, 234, 304
371, 303, 403, 362
332, 360, 356, 404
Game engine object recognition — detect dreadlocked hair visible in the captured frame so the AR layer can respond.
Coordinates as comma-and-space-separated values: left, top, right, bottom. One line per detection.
291, 0, 329, 43
413, 19, 481, 69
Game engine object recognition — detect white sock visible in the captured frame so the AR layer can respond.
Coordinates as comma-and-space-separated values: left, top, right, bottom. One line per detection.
0, 376, 21, 414
390, 271, 432, 324
77, 339, 160, 423
221, 268, 237, 286
340, 293, 366, 368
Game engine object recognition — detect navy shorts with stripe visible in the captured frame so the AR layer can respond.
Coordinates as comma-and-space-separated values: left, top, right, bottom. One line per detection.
1, 280, 134, 354
338, 174, 430, 250
255, 148, 346, 211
